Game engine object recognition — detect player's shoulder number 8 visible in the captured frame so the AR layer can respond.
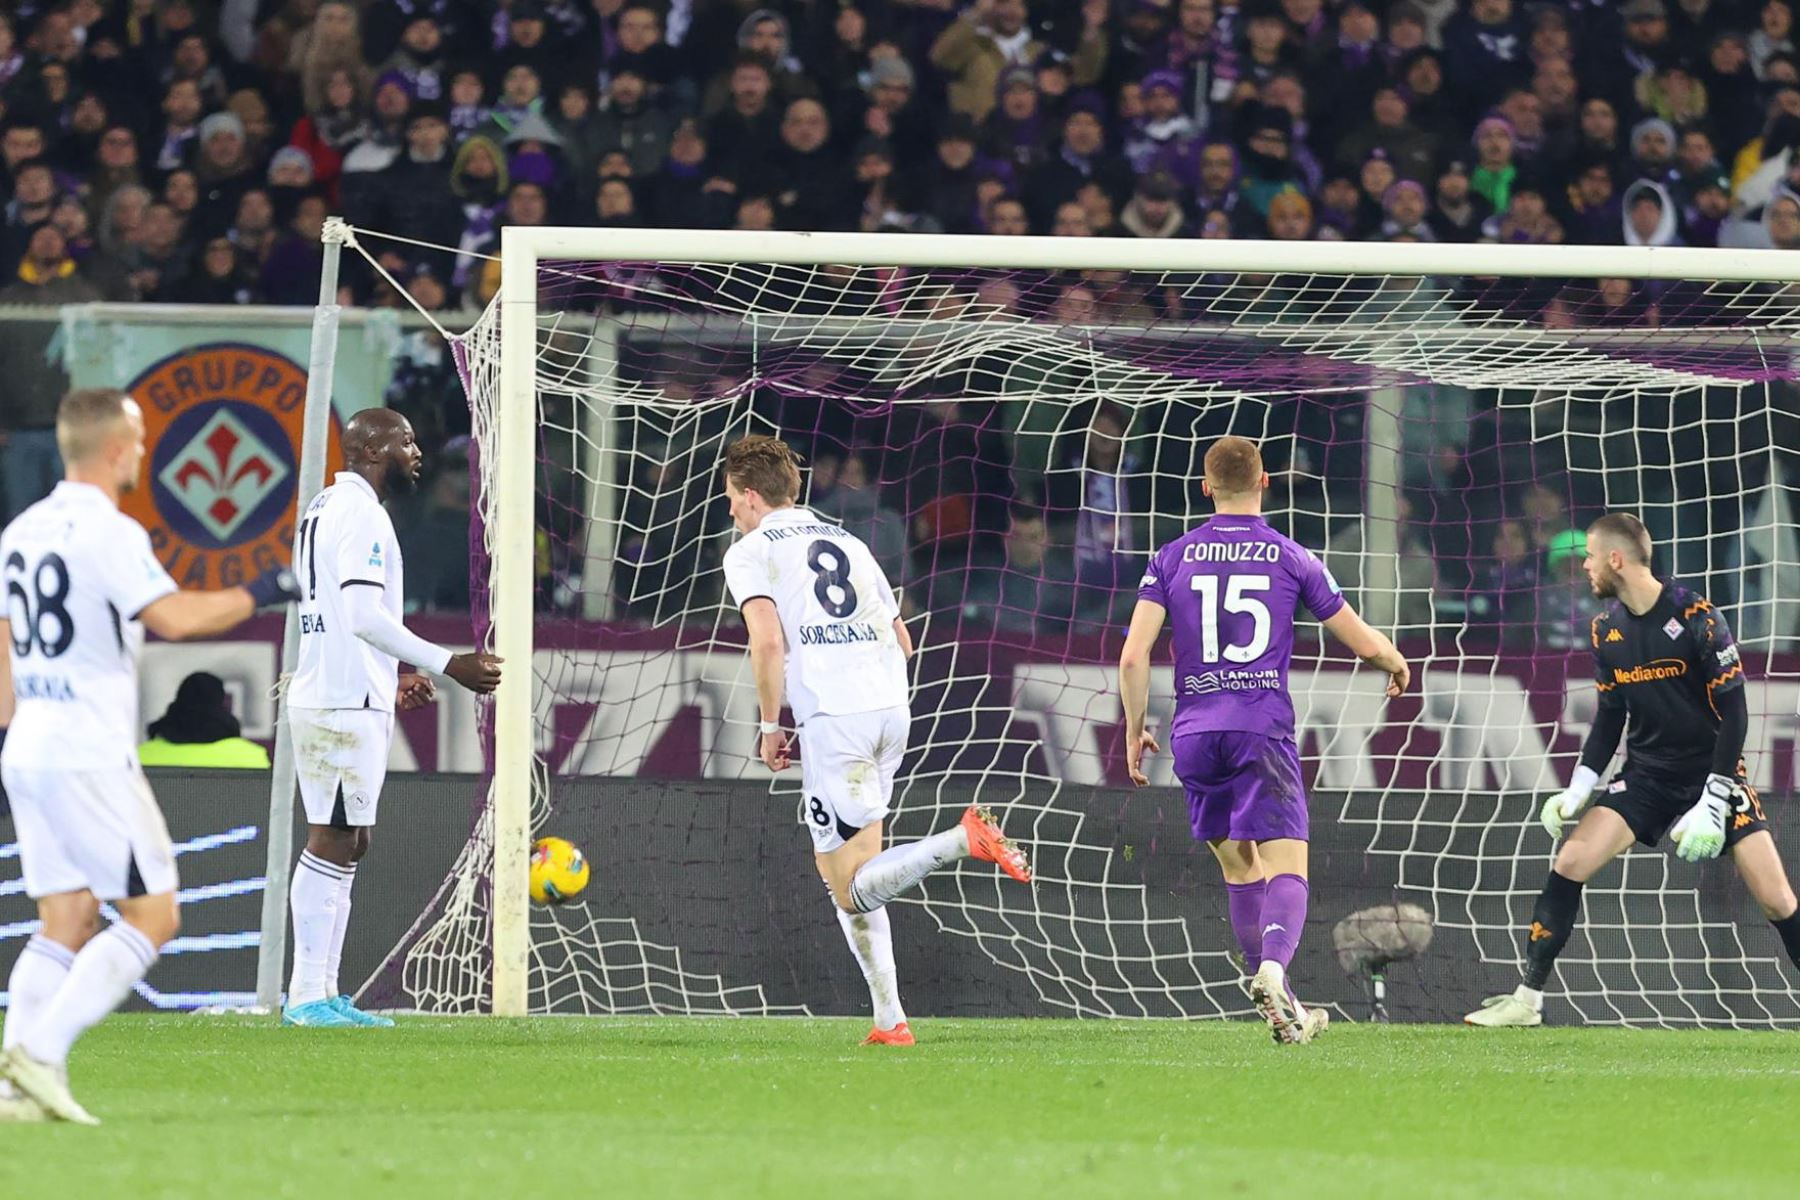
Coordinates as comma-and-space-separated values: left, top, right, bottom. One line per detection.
806, 539, 858, 619
4, 550, 75, 658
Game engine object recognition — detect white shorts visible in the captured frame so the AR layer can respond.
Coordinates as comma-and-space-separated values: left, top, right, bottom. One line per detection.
290, 707, 393, 828
0, 764, 178, 901
797, 706, 908, 854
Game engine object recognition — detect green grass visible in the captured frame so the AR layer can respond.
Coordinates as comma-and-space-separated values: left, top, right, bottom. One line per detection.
3, 1016, 1799, 1199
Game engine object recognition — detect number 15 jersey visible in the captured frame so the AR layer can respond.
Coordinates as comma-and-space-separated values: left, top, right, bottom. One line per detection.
721, 506, 906, 724
0, 481, 178, 771
1137, 514, 1345, 742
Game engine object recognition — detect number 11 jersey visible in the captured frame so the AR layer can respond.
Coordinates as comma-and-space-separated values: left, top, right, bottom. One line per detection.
0, 481, 178, 771
721, 505, 906, 724
1137, 514, 1345, 741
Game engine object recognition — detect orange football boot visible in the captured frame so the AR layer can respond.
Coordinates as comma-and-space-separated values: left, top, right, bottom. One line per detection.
863, 1023, 915, 1046
960, 805, 1032, 884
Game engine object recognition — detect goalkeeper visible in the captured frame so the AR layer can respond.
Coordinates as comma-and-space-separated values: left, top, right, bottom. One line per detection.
1467, 513, 1800, 1027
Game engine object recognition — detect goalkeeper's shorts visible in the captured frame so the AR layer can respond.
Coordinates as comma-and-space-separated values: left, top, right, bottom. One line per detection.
1595, 762, 1767, 849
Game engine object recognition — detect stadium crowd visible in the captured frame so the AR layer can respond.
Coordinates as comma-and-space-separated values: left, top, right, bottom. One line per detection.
0, 0, 1794, 649
0, 0, 1796, 311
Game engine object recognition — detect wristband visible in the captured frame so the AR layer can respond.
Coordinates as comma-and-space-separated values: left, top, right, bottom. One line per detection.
1569, 764, 1600, 798
758, 720, 780, 735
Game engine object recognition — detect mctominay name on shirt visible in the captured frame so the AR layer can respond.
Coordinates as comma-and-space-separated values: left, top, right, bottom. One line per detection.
1180, 542, 1283, 563
762, 524, 846, 541
799, 622, 880, 645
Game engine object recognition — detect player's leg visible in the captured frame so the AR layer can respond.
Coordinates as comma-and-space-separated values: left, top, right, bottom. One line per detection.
1466, 805, 1638, 1027
3, 771, 179, 1124
0, 891, 93, 1122
818, 827, 910, 1044
0, 765, 97, 1063
1205, 837, 1266, 974
1726, 808, 1800, 973
323, 712, 392, 1025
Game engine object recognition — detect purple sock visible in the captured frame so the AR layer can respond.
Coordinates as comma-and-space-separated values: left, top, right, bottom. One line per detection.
1225, 880, 1268, 973
1258, 874, 1309, 970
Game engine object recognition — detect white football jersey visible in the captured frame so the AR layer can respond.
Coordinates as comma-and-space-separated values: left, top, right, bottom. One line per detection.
289, 472, 407, 711
0, 482, 178, 772
721, 506, 907, 723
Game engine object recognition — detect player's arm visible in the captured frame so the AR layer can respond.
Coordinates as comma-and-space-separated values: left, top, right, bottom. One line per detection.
1543, 619, 1626, 839
1671, 605, 1750, 862
340, 583, 500, 693
892, 616, 914, 660
1320, 605, 1410, 697
741, 596, 790, 771
1119, 598, 1166, 786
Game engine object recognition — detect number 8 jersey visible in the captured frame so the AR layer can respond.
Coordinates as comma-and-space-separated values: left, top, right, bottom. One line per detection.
721, 505, 907, 723
0, 482, 179, 771
1136, 513, 1346, 742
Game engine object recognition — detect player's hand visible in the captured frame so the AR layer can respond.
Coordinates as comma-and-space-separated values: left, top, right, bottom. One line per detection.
759, 729, 791, 772
247, 566, 301, 608
1125, 729, 1159, 786
1385, 660, 1411, 698
396, 673, 436, 710
1671, 775, 1735, 863
1540, 783, 1595, 840
445, 652, 503, 694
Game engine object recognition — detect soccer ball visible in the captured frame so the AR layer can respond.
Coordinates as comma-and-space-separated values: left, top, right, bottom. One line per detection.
529, 837, 590, 905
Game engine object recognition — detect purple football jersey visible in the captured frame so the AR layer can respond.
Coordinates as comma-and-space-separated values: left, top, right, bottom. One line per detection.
1137, 514, 1346, 740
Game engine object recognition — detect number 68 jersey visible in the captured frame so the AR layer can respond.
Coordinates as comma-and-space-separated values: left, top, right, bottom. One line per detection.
0, 482, 178, 771
721, 506, 907, 723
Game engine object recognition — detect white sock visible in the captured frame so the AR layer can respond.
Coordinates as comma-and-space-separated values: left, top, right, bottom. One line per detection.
324, 865, 357, 999
847, 827, 969, 913
21, 922, 158, 1068
835, 905, 905, 1030
1515, 984, 1545, 1010
3, 934, 75, 1051
288, 851, 347, 1007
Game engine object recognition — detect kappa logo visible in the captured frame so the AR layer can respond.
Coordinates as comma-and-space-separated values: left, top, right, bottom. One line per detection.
1528, 921, 1554, 942
124, 343, 343, 589
1605, 628, 1624, 643
1262, 923, 1286, 936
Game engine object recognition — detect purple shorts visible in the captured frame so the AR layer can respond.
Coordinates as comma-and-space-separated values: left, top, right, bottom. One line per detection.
1172, 730, 1309, 843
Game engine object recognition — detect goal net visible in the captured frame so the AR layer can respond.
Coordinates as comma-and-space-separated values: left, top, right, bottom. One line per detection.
372, 231, 1800, 1027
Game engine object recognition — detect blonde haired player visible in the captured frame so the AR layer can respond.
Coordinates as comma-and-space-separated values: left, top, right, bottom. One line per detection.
720, 434, 1030, 1046
0, 389, 300, 1123
282, 408, 501, 1027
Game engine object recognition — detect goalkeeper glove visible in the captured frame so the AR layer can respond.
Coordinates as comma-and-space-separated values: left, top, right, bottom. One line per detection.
246, 567, 301, 608
1540, 765, 1600, 840
1671, 774, 1736, 864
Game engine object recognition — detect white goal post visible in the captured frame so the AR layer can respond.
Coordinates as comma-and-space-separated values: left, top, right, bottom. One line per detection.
484, 226, 1800, 1020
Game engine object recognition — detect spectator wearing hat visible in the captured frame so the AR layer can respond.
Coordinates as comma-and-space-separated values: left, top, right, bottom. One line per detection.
982, 64, 1052, 175
1628, 117, 1681, 189
1119, 169, 1188, 237
1623, 179, 1684, 248
495, 1, 563, 89
1685, 171, 1734, 244
856, 54, 935, 173
1123, 69, 1199, 176
379, 13, 448, 104
1429, 160, 1493, 242
363, 102, 464, 279
192, 111, 261, 238
340, 71, 416, 216
1470, 115, 1520, 211
930, 0, 1106, 123
1023, 95, 1133, 232
1379, 178, 1436, 240
1236, 103, 1307, 217
903, 116, 994, 234
139, 673, 272, 769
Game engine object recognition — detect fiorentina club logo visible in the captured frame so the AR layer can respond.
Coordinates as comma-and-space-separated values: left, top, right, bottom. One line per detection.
123, 343, 343, 589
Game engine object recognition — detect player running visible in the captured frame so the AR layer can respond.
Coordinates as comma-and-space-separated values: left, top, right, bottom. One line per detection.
720, 434, 1030, 1047
282, 408, 502, 1028
1466, 513, 1800, 1027
0, 388, 300, 1124
1119, 437, 1410, 1044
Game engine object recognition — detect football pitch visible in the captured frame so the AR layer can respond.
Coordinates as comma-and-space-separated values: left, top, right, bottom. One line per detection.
2, 1016, 1797, 1199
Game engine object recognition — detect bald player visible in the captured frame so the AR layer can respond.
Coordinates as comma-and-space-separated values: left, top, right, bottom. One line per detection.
1467, 513, 1800, 1026
282, 409, 501, 1027
1, 388, 300, 1123
1118, 437, 1410, 1044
